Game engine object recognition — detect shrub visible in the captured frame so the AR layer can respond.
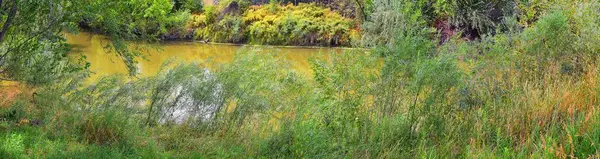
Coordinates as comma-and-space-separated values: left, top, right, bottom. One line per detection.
174, 0, 204, 13
216, 50, 306, 127
522, 11, 572, 59
244, 3, 353, 46
361, 0, 428, 48
80, 0, 190, 40
194, 15, 246, 43
192, 3, 354, 46
144, 61, 222, 128
516, 0, 551, 26
0, 100, 28, 123
0, 133, 25, 158
450, 0, 515, 36
517, 1, 600, 76
309, 50, 378, 134
9, 1, 600, 158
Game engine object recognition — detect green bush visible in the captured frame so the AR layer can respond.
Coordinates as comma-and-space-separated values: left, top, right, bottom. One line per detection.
174, 0, 204, 13
244, 3, 353, 45
216, 50, 306, 127
143, 61, 221, 128
361, 0, 429, 48
450, 0, 515, 35
192, 3, 354, 46
80, 0, 190, 40
0, 133, 25, 158
0, 100, 28, 123
522, 11, 572, 59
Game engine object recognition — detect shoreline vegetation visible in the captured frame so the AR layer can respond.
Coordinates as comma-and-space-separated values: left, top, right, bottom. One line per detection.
3, 0, 600, 158
78, 1, 360, 47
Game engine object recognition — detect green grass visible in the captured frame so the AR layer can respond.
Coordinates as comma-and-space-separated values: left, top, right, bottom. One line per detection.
2, 0, 600, 158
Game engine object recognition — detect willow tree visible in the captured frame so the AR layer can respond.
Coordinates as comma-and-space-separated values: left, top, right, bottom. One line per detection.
0, 0, 186, 85
0, 0, 83, 85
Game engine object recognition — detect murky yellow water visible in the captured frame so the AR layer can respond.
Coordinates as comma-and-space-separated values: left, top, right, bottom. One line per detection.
66, 32, 340, 81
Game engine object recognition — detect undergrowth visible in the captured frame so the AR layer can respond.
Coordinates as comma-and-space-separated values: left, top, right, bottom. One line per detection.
2, 0, 600, 158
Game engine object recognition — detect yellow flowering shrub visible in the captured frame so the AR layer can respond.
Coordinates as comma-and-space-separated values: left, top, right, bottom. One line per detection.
243, 3, 354, 46
190, 3, 355, 46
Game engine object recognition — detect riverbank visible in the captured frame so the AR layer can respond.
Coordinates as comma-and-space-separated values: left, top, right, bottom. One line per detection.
78, 1, 360, 47
4, 0, 600, 158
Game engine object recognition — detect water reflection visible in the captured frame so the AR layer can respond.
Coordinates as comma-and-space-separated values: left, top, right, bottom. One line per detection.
66, 32, 341, 81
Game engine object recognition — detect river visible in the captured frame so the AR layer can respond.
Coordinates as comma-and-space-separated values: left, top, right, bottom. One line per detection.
65, 32, 348, 124
66, 32, 342, 81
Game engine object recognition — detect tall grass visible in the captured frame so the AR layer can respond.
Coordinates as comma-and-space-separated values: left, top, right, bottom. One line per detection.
2, 0, 600, 158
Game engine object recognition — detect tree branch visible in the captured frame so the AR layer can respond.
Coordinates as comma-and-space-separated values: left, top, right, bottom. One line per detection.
0, 0, 17, 43
354, 0, 366, 21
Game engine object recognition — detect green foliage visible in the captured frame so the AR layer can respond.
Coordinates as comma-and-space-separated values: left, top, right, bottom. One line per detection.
196, 15, 246, 43
81, 0, 190, 39
39, 76, 142, 147
363, 0, 515, 40
0, 133, 25, 158
518, 2, 600, 76
188, 6, 218, 29
450, 0, 515, 35
260, 120, 341, 158
0, 100, 27, 123
0, 0, 86, 85
217, 50, 306, 127
516, 0, 551, 26
193, 3, 355, 46
5, 0, 600, 158
144, 60, 221, 128
309, 51, 377, 132
79, 109, 134, 146
244, 3, 353, 45
78, 0, 191, 75
361, 0, 429, 48
218, 0, 252, 12
523, 11, 571, 58
173, 0, 204, 13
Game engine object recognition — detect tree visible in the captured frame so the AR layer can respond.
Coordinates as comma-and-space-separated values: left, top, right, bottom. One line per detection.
0, 0, 190, 85
0, 0, 84, 85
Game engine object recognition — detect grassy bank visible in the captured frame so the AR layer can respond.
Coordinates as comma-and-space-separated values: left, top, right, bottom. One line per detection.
2, 0, 600, 158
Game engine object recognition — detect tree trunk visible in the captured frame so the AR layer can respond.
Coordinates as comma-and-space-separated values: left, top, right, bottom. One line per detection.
0, 0, 18, 43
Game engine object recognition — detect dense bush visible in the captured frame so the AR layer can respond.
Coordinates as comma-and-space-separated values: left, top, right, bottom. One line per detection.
244, 3, 354, 45
76, 0, 360, 46
79, 0, 190, 40
195, 14, 246, 43
191, 3, 356, 46
173, 0, 204, 13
